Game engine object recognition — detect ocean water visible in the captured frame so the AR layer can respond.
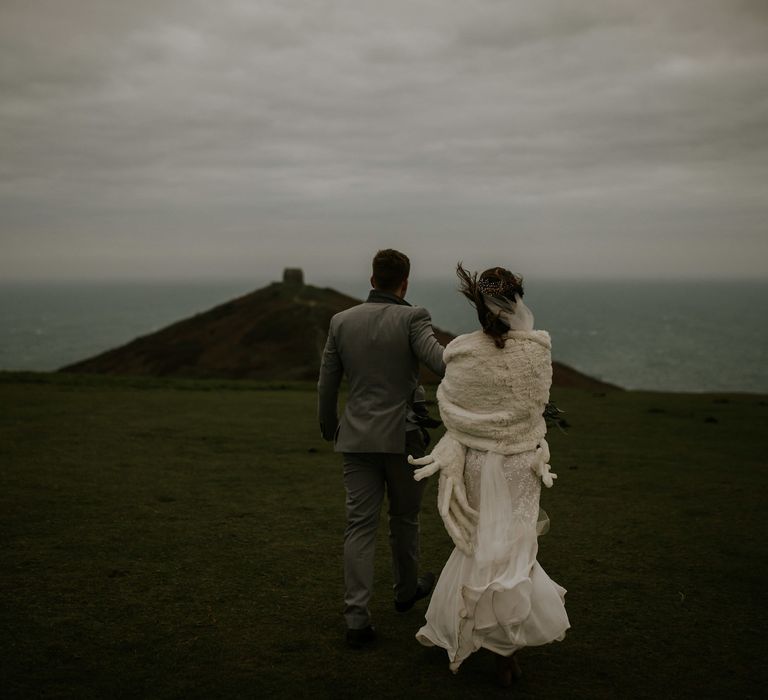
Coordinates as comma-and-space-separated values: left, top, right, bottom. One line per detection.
1, 278, 766, 393
407, 278, 768, 393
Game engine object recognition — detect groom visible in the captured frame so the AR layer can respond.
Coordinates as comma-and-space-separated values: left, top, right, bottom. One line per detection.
317, 249, 446, 648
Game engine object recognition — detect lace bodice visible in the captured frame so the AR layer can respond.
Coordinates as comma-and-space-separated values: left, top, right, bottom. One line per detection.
464, 447, 541, 527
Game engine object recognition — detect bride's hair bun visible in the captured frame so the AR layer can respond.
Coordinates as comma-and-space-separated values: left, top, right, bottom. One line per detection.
456, 264, 524, 348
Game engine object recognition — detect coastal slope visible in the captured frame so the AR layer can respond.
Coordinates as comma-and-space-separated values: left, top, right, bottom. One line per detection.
60, 270, 619, 390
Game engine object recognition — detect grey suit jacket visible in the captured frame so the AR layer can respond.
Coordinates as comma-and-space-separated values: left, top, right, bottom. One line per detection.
317, 290, 446, 454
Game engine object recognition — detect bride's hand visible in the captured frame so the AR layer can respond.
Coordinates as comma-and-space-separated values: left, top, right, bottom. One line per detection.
408, 433, 478, 554
408, 452, 441, 480
408, 431, 467, 482
531, 439, 557, 488
438, 474, 477, 555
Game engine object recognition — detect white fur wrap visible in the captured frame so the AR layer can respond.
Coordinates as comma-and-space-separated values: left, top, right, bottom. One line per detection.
436, 329, 553, 455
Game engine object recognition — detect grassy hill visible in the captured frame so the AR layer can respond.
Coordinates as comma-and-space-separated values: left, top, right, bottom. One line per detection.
1, 371, 766, 698
58, 274, 456, 385
60, 277, 367, 381
59, 272, 618, 391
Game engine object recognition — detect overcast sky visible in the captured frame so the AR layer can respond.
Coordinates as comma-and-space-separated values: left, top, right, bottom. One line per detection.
1, 0, 767, 282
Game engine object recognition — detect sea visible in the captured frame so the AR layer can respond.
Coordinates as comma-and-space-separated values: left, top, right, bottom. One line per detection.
1, 278, 766, 394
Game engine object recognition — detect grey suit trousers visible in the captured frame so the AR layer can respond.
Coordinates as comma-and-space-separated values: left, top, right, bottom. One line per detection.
342, 430, 427, 630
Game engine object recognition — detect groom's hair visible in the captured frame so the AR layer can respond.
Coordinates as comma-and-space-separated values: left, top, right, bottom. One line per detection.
372, 249, 410, 291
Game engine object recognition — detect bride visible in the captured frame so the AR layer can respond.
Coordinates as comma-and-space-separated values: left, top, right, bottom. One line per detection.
408, 264, 570, 687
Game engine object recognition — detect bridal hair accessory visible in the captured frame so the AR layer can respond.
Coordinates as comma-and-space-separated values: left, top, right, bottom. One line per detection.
483, 292, 535, 332
477, 273, 522, 296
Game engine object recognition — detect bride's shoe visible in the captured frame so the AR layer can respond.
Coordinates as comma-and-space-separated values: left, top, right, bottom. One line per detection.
495, 652, 522, 688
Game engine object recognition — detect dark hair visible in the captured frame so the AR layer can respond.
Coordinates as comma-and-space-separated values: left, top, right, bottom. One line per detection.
372, 249, 410, 291
456, 263, 524, 348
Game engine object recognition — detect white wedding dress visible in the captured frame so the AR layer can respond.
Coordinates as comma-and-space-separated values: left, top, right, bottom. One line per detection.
416, 446, 570, 672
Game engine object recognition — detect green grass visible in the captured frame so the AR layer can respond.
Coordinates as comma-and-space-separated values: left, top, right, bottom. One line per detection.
1, 371, 766, 699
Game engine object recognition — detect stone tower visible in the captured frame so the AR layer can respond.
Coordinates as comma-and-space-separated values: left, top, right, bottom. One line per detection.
283, 268, 304, 287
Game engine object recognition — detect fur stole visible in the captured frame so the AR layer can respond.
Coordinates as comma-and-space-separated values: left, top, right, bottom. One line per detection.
436, 329, 552, 455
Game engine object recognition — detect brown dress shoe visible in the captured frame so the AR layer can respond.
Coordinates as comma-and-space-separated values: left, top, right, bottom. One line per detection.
394, 572, 436, 612
495, 652, 522, 687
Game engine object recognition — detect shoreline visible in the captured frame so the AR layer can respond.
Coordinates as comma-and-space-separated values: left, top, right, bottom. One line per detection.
3, 369, 767, 399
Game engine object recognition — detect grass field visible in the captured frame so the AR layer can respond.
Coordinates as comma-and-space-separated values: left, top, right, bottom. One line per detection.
1, 371, 766, 699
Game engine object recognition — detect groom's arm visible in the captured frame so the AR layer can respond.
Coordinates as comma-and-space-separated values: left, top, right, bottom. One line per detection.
409, 307, 446, 378
317, 322, 343, 441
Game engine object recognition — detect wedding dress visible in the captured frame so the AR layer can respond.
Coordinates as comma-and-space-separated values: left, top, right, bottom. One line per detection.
413, 303, 570, 671
415, 446, 569, 671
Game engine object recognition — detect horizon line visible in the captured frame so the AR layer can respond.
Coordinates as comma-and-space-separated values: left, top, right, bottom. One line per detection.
1, 274, 766, 285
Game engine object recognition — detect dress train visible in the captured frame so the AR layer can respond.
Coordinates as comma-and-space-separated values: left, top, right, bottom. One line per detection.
416, 448, 569, 671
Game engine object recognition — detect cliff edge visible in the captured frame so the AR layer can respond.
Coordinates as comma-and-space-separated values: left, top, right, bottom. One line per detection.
60, 269, 620, 390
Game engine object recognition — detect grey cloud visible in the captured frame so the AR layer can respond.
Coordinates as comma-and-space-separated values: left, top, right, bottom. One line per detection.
0, 0, 766, 280
451, 0, 635, 52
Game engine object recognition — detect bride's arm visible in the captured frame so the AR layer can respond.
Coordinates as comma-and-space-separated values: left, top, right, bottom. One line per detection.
409, 432, 478, 554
